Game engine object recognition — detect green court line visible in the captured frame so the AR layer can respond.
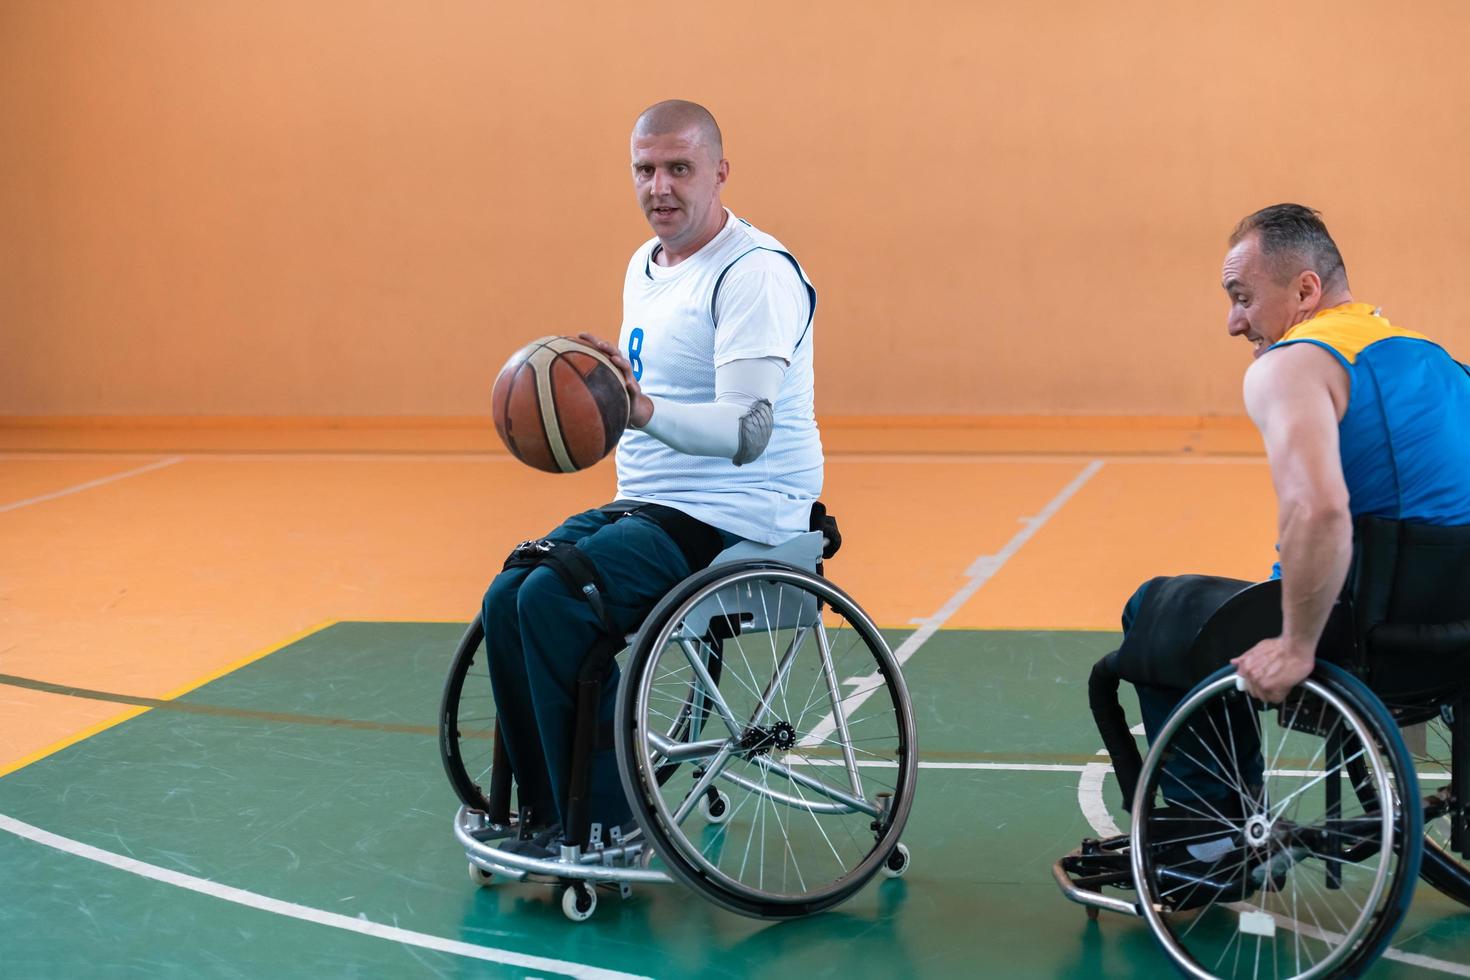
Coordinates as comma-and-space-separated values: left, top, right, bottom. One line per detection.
0, 671, 439, 736
0, 670, 1123, 766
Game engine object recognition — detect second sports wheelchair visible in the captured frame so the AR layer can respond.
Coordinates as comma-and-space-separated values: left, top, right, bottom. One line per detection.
438, 508, 917, 922
1055, 516, 1470, 978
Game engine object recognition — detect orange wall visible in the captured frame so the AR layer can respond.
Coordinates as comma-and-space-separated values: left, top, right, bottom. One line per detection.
3, 0, 1468, 417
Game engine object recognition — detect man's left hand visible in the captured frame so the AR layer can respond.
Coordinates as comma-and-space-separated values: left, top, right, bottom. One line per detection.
1231, 636, 1316, 703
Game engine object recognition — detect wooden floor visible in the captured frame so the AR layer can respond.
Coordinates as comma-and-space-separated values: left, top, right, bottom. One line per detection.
0, 418, 1273, 776
5, 419, 1470, 978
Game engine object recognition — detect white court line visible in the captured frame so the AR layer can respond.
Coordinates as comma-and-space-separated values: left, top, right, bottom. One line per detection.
782, 758, 1462, 779
0, 457, 183, 514
783, 757, 1092, 772
0, 813, 649, 980
800, 459, 1105, 748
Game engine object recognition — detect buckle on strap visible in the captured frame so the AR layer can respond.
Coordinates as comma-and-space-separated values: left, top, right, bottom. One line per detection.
501, 538, 618, 637
504, 537, 557, 569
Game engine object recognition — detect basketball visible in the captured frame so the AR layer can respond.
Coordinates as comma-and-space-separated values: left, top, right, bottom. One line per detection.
491, 336, 631, 473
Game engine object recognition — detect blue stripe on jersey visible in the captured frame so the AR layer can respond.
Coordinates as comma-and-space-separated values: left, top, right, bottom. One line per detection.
708, 247, 818, 346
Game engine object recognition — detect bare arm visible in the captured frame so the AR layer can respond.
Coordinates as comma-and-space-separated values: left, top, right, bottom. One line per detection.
1232, 342, 1353, 701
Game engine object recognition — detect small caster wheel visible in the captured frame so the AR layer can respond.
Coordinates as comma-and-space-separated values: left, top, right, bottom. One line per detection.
880, 842, 910, 879
468, 863, 494, 888
699, 790, 732, 825
561, 883, 597, 922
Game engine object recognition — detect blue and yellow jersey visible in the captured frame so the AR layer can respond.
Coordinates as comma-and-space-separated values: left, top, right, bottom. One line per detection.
1270, 302, 1470, 524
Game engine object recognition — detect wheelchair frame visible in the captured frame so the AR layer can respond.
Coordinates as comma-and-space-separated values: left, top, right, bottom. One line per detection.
441, 530, 917, 922
1054, 516, 1470, 978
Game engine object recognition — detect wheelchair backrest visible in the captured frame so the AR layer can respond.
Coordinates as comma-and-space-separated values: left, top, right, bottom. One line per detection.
1349, 516, 1470, 699
1350, 516, 1470, 629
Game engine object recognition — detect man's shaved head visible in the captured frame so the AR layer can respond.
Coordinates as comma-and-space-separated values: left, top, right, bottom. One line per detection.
633, 99, 723, 160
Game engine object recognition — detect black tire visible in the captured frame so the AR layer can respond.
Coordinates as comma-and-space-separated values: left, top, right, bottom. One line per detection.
615, 561, 917, 919
1421, 839, 1470, 905
1349, 708, 1470, 906
438, 599, 720, 818
439, 616, 496, 812
1401, 712, 1470, 906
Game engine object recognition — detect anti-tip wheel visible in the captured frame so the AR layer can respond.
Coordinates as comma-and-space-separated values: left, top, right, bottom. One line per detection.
699, 790, 732, 825
880, 842, 911, 879
467, 863, 494, 888
561, 883, 597, 922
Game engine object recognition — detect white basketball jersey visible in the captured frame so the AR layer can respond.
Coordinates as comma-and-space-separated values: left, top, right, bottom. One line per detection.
615, 210, 823, 545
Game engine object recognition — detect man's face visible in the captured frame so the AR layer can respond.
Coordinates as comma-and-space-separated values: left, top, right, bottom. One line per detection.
1221, 233, 1313, 360
631, 126, 727, 254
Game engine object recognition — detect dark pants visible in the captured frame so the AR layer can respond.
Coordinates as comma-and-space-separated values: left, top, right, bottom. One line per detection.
483, 506, 735, 830
1122, 577, 1264, 812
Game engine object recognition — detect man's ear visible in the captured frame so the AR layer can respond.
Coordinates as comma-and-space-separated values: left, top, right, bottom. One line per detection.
1295, 269, 1323, 310
715, 159, 729, 189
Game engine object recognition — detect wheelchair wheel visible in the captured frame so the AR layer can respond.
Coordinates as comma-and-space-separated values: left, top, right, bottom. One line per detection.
1132, 663, 1421, 979
615, 562, 917, 919
439, 617, 497, 812
1386, 710, 1470, 906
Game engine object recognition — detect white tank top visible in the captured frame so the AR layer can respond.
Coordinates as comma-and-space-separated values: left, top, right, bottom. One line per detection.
614, 211, 823, 545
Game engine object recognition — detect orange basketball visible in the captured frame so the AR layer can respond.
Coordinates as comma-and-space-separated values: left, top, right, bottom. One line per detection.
491, 336, 630, 473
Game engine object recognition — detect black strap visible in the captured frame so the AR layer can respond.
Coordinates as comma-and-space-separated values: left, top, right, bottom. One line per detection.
607, 502, 725, 573
501, 538, 618, 636
809, 501, 842, 560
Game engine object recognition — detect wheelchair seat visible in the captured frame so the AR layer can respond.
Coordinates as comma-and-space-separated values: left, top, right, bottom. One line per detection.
708, 529, 825, 570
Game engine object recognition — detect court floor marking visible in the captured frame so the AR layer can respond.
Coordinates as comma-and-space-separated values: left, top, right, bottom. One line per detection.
1073, 739, 1470, 977
0, 813, 648, 980
0, 456, 182, 513
800, 459, 1105, 748
0, 621, 335, 780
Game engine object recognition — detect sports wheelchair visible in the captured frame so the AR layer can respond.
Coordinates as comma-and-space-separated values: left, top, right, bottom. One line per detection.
439, 512, 917, 922
1055, 516, 1470, 978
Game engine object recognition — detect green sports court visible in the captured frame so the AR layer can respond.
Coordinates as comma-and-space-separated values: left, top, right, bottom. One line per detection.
6, 1, 1470, 976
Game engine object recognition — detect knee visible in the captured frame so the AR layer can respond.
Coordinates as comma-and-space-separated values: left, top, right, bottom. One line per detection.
515, 566, 575, 625
1121, 577, 1165, 634
483, 569, 523, 630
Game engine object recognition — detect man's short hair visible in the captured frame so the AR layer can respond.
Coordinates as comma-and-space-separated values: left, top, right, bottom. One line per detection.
633, 99, 723, 160
1229, 203, 1349, 291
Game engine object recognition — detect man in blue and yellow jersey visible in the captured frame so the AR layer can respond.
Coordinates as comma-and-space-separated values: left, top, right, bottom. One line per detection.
1222, 203, 1470, 702
1098, 204, 1470, 816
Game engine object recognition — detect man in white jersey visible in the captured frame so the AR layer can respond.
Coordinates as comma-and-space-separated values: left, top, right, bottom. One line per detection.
482, 100, 822, 858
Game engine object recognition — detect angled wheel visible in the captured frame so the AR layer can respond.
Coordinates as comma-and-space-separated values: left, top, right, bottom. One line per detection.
1377, 708, 1470, 905
439, 616, 498, 812
615, 562, 917, 919
1131, 663, 1421, 979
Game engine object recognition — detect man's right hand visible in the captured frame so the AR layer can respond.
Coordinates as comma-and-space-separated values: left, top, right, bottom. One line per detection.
577, 333, 654, 429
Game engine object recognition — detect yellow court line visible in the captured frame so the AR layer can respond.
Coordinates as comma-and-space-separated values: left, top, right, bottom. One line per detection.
0, 706, 154, 781
0, 620, 339, 780
155, 620, 339, 700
